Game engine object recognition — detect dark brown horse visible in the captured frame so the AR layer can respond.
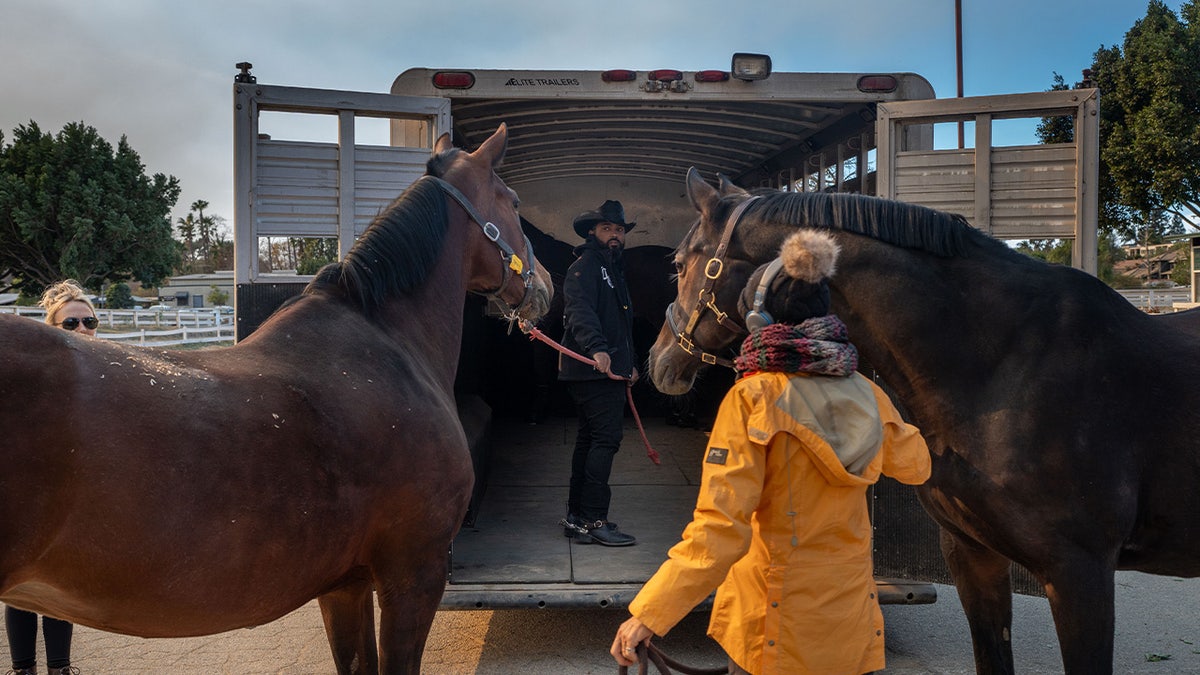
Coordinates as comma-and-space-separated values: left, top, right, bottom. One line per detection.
0, 124, 552, 674
649, 168, 1200, 675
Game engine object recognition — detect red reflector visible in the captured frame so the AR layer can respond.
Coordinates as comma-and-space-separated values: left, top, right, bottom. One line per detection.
602, 69, 637, 82
694, 70, 730, 82
432, 71, 476, 89
857, 75, 898, 93
649, 69, 683, 82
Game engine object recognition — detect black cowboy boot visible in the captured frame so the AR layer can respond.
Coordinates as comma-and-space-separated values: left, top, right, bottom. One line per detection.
576, 520, 636, 546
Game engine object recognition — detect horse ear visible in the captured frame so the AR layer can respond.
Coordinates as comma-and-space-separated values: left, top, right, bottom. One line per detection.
686, 167, 721, 220
434, 132, 454, 155
717, 174, 750, 198
473, 123, 509, 169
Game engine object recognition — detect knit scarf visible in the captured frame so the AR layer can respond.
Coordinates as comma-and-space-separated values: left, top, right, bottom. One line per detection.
734, 315, 858, 377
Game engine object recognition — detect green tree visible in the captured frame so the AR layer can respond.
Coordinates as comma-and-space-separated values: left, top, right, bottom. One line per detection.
1046, 1, 1200, 241
176, 212, 198, 273
105, 281, 135, 309
1170, 240, 1193, 286
0, 121, 181, 296
206, 284, 229, 306
176, 199, 230, 273
294, 237, 339, 275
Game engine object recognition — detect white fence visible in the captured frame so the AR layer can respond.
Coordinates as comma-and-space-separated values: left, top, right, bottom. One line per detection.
1115, 287, 1194, 312
0, 306, 235, 346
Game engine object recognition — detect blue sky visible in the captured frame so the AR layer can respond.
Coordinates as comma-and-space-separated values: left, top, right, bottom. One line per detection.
0, 0, 1175, 228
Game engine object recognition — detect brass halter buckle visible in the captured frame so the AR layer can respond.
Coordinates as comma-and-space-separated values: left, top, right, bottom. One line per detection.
669, 196, 762, 370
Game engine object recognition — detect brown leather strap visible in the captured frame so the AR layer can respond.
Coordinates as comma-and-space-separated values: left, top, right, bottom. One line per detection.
617, 641, 730, 675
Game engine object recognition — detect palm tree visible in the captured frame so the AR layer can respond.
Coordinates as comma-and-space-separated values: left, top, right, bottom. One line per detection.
190, 200, 216, 273
176, 213, 197, 273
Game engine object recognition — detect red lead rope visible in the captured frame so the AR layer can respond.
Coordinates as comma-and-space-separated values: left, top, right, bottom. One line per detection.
519, 320, 661, 465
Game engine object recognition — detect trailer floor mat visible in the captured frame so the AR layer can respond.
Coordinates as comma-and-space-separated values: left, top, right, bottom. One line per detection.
451, 486, 572, 584
570, 484, 701, 584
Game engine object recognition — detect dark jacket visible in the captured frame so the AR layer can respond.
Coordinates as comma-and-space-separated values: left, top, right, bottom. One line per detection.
559, 240, 636, 381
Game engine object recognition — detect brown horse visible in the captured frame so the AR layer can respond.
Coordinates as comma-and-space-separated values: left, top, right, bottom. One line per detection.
649, 168, 1200, 674
0, 124, 552, 674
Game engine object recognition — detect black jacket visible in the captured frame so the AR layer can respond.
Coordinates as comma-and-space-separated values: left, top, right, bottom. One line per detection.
558, 240, 636, 381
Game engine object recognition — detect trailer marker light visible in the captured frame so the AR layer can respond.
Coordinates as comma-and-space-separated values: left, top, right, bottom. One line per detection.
432, 71, 476, 89
602, 70, 638, 82
694, 70, 730, 82
857, 75, 898, 93
650, 69, 683, 82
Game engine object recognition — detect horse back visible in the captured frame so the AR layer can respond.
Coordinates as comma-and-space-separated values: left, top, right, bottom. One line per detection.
0, 308, 474, 633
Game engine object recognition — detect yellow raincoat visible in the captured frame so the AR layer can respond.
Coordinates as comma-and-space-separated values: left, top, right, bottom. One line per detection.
629, 371, 930, 675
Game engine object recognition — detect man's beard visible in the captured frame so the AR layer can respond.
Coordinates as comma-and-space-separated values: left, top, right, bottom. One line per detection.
603, 237, 624, 262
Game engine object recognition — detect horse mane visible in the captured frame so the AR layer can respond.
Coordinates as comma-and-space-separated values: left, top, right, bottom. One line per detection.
744, 190, 999, 258
306, 171, 449, 314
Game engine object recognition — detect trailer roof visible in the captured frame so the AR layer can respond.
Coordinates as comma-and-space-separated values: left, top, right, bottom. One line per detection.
391, 69, 935, 188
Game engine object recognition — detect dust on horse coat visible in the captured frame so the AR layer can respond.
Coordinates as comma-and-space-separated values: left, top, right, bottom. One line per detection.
0, 124, 552, 675
648, 168, 1200, 675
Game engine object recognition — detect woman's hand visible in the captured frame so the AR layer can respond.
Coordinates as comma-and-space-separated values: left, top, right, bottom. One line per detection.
610, 616, 655, 666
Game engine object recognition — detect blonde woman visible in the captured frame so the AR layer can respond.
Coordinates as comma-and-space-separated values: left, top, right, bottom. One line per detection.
3, 281, 92, 675
40, 279, 98, 336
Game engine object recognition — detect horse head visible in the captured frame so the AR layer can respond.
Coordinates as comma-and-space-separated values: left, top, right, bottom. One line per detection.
429, 124, 554, 321
649, 168, 763, 395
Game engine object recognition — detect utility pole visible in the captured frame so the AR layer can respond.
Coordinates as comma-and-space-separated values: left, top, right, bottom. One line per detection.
956, 0, 964, 149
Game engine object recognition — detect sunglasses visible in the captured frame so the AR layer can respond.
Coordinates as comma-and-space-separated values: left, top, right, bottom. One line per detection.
57, 316, 100, 331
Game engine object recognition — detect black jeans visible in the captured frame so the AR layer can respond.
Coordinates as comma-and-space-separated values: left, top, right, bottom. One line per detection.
5, 605, 73, 670
566, 378, 627, 522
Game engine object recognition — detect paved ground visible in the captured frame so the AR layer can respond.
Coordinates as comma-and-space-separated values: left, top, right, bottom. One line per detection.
3, 571, 1196, 673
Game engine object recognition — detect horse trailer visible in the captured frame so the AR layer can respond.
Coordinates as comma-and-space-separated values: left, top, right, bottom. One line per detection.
231, 56, 1098, 609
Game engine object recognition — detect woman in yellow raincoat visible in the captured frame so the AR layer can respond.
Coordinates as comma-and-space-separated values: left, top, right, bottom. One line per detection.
612, 229, 931, 675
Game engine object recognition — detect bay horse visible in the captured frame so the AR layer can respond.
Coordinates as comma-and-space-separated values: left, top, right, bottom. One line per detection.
648, 168, 1200, 674
0, 124, 552, 675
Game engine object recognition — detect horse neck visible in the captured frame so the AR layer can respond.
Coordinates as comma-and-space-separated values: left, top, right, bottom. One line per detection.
375, 212, 473, 393
829, 234, 1006, 424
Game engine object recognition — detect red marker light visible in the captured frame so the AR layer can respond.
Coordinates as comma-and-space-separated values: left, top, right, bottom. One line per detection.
649, 69, 683, 82
602, 70, 637, 82
694, 70, 730, 82
857, 75, 898, 93
432, 71, 476, 89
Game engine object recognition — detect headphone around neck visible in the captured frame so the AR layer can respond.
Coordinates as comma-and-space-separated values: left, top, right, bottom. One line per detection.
744, 257, 785, 331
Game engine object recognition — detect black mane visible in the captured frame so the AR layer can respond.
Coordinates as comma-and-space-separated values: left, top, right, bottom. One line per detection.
307, 175, 448, 314
744, 190, 999, 258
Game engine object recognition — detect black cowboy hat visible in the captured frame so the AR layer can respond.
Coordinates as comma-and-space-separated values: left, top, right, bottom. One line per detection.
572, 199, 637, 238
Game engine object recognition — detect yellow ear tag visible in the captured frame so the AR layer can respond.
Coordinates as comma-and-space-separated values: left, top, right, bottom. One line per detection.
508, 254, 524, 274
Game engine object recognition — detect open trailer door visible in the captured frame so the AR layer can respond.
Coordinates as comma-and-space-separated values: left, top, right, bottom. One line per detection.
231, 65, 451, 340
875, 88, 1100, 273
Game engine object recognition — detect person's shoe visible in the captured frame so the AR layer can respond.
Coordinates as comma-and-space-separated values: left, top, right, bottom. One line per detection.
560, 513, 588, 538
576, 520, 636, 546
46, 667, 80, 675
7, 668, 36, 675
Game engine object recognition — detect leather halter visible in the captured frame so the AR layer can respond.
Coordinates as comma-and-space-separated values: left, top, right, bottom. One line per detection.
665, 196, 761, 370
421, 175, 540, 316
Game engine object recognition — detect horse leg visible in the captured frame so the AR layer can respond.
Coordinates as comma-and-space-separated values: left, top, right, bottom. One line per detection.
939, 527, 1015, 675
318, 579, 379, 674
374, 543, 454, 674
1043, 554, 1116, 674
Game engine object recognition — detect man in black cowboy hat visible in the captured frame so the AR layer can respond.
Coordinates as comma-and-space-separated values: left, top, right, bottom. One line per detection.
558, 199, 638, 546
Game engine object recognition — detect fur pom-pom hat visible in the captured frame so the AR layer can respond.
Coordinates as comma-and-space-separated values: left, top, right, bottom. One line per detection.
738, 229, 841, 326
